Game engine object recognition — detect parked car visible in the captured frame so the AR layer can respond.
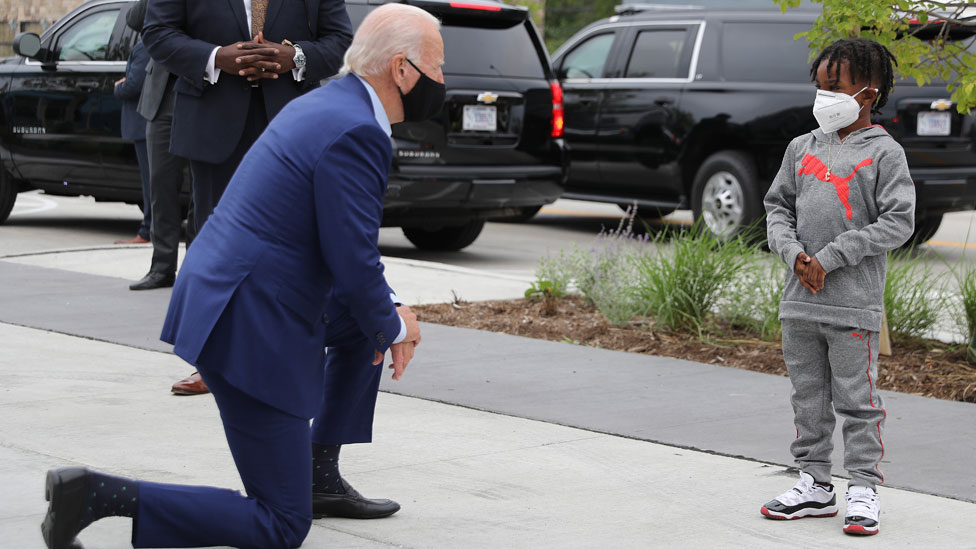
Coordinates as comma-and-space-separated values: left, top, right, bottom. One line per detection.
550, 3, 976, 242
0, 0, 567, 250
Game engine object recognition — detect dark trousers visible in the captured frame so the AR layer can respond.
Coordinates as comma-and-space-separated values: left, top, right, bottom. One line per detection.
147, 80, 192, 275
189, 88, 268, 235
132, 311, 382, 548
134, 138, 152, 241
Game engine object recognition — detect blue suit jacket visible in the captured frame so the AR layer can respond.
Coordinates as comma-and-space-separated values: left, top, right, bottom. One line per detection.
161, 75, 401, 418
142, 0, 352, 163
114, 40, 149, 142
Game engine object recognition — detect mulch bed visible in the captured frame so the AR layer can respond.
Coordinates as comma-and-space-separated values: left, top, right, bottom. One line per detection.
415, 296, 976, 404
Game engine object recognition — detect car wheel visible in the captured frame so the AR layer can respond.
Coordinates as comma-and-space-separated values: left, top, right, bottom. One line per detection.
691, 151, 763, 240
0, 167, 18, 225
905, 214, 943, 247
402, 219, 486, 251
617, 203, 676, 218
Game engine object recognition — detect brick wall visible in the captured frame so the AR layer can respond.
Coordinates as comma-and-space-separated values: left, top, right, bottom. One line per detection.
1, 0, 86, 56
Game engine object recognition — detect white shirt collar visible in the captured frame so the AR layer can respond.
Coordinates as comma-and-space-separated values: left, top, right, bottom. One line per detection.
353, 74, 392, 137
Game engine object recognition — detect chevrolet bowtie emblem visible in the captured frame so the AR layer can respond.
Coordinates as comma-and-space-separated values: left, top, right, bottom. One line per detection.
930, 99, 953, 111
477, 92, 499, 105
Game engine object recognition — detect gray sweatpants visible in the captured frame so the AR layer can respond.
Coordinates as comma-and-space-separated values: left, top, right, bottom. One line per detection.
781, 319, 886, 489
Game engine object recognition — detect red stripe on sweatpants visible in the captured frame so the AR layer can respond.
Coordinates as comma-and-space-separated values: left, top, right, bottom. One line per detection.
858, 331, 886, 483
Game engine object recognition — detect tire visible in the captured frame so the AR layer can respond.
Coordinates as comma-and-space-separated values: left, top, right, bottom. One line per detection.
402, 219, 486, 251
905, 215, 943, 247
0, 168, 18, 225
690, 151, 764, 240
617, 203, 676, 218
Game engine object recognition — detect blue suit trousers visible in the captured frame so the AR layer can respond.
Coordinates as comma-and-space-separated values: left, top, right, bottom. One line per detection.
133, 310, 383, 548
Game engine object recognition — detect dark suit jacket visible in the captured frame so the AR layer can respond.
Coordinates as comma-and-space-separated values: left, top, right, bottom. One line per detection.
115, 40, 149, 142
161, 75, 400, 418
142, 0, 353, 164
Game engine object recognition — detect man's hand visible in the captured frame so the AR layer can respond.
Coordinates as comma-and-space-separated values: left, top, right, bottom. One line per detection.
370, 305, 423, 380
114, 77, 126, 87
225, 32, 296, 82
397, 305, 421, 347
214, 37, 284, 81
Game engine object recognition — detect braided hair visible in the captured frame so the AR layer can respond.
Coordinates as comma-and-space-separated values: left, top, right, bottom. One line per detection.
809, 38, 898, 114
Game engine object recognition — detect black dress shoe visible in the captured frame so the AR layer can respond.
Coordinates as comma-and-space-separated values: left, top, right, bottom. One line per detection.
129, 271, 175, 291
312, 479, 400, 519
41, 467, 89, 549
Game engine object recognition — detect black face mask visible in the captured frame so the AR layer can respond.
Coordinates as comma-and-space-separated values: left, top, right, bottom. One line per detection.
399, 58, 445, 123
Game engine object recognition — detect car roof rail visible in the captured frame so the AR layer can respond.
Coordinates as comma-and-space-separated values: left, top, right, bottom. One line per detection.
614, 3, 704, 16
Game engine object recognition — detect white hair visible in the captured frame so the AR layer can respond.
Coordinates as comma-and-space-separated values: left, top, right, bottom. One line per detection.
340, 4, 441, 78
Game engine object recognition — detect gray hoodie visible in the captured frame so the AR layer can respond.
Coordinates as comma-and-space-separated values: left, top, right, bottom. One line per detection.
764, 126, 916, 332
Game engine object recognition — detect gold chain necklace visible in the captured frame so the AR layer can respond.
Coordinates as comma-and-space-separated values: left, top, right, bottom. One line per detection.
826, 134, 847, 182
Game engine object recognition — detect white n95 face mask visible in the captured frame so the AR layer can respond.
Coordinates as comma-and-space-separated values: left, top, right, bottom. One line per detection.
812, 86, 871, 134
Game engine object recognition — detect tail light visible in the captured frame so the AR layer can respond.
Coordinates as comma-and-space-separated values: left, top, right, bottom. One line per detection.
448, 2, 502, 11
550, 80, 564, 138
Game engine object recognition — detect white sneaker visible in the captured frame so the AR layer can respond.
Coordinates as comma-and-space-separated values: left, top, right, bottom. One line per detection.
761, 472, 838, 520
844, 486, 881, 535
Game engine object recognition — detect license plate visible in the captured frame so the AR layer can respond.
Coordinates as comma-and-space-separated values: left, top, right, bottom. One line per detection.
917, 111, 951, 136
462, 105, 497, 132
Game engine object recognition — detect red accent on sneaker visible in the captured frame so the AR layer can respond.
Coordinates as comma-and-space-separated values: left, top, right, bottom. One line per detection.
844, 523, 879, 535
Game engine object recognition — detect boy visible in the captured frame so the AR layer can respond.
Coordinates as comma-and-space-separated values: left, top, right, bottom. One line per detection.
761, 38, 916, 536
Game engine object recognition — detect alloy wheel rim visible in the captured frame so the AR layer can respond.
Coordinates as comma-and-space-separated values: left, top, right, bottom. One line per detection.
701, 170, 744, 238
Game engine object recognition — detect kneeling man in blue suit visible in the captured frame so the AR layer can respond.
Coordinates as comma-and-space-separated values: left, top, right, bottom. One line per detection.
41, 5, 444, 548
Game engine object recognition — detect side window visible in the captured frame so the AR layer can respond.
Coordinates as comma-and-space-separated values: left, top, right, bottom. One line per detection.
625, 28, 692, 79
55, 9, 121, 61
721, 23, 810, 83
560, 33, 615, 79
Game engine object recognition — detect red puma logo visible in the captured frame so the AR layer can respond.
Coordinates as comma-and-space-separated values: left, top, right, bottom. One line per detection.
797, 154, 873, 220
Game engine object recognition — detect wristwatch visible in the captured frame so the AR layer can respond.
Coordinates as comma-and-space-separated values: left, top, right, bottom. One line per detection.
283, 40, 306, 71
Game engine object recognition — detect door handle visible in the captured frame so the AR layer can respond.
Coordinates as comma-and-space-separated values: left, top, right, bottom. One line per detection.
654, 97, 675, 106
75, 80, 100, 92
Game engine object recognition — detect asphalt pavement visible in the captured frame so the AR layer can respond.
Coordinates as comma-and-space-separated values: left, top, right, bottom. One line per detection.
1, 244, 975, 548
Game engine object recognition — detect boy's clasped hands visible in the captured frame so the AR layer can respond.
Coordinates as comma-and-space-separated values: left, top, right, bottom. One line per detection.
794, 252, 826, 294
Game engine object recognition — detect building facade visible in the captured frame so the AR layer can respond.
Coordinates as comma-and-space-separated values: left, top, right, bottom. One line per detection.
1, 0, 82, 56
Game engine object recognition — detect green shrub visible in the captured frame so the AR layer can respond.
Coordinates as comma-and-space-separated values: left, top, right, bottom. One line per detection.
721, 257, 786, 341
541, 211, 652, 325
635, 221, 757, 335
954, 265, 976, 363
883, 248, 947, 342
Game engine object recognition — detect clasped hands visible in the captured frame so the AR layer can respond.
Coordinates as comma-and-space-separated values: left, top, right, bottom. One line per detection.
794, 252, 826, 294
214, 32, 296, 82
372, 305, 422, 381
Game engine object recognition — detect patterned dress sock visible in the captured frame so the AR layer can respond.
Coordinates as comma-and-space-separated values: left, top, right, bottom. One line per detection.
311, 443, 347, 494
80, 472, 138, 529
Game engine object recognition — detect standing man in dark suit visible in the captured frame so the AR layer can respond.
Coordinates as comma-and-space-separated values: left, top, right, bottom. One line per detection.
40, 6, 442, 548
128, 0, 194, 292
141, 0, 353, 236
112, 5, 152, 246
143, 0, 354, 395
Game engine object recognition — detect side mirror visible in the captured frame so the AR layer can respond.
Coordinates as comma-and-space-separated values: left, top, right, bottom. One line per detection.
13, 32, 43, 59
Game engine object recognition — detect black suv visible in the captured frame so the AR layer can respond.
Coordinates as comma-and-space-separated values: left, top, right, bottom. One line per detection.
551, 3, 976, 242
0, 0, 567, 250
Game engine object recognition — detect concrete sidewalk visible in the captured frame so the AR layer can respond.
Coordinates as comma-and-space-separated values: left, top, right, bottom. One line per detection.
1, 246, 975, 547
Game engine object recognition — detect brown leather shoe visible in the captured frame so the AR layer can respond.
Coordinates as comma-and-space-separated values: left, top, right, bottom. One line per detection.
114, 235, 150, 244
171, 372, 209, 395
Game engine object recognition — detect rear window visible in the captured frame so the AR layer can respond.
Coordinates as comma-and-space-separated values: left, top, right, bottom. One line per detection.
441, 22, 546, 79
720, 22, 811, 83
